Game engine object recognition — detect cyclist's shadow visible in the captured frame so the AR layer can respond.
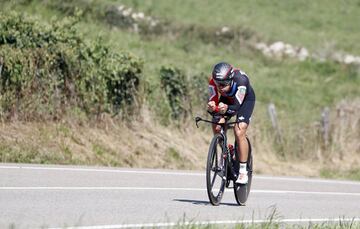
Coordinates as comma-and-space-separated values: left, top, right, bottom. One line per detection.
173, 199, 238, 206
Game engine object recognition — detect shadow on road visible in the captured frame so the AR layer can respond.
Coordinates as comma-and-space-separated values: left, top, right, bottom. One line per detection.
173, 199, 238, 206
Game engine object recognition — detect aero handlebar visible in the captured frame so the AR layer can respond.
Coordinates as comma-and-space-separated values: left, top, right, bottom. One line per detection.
195, 116, 240, 128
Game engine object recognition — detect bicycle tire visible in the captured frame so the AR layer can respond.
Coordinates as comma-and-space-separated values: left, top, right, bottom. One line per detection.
234, 137, 253, 206
206, 134, 227, 206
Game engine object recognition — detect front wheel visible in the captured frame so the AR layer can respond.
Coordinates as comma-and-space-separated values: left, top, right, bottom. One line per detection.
206, 134, 227, 206
234, 137, 253, 206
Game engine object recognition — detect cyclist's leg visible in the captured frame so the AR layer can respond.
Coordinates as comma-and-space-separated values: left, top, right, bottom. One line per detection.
234, 122, 249, 162
234, 99, 255, 183
234, 99, 255, 161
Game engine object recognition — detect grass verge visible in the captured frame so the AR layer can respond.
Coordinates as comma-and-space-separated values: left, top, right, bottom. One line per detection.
320, 168, 360, 181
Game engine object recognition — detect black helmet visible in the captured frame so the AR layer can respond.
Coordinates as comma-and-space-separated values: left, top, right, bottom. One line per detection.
212, 62, 234, 86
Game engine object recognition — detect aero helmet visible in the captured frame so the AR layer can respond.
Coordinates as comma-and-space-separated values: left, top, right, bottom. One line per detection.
212, 62, 234, 86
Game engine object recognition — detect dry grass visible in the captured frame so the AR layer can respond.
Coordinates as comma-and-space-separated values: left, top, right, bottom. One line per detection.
318, 99, 360, 177
0, 107, 210, 170
0, 100, 359, 179
0, 114, 321, 177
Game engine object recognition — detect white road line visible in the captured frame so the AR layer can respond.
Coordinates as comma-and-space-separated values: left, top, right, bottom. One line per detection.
1, 187, 360, 196
0, 187, 205, 191
255, 176, 360, 185
49, 218, 360, 229
1, 164, 360, 185
0, 165, 204, 176
251, 190, 360, 196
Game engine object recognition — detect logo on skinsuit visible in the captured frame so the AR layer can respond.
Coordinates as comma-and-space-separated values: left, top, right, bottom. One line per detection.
208, 85, 216, 100
235, 86, 246, 104
239, 87, 246, 94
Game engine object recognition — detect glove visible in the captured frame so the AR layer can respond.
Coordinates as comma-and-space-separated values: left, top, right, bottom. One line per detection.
218, 102, 228, 114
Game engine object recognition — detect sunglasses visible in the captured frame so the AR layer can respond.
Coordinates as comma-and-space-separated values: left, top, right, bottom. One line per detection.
214, 80, 232, 87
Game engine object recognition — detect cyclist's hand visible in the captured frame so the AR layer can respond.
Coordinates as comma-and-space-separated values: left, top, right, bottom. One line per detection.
207, 101, 217, 112
218, 102, 228, 114
218, 117, 225, 124
215, 117, 225, 132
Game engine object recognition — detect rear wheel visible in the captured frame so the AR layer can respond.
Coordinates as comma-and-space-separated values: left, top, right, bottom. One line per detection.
234, 137, 253, 206
206, 134, 227, 206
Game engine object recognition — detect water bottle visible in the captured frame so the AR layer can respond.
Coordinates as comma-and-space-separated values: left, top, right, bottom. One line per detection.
228, 144, 236, 161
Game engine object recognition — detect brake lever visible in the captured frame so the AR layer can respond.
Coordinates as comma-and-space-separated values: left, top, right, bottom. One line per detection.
195, 116, 202, 128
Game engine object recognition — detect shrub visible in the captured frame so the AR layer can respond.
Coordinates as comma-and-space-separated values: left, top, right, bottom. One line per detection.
189, 72, 209, 106
0, 11, 143, 120
159, 66, 190, 120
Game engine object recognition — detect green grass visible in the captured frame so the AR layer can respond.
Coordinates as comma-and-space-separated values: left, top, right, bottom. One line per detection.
320, 168, 360, 181
1, 2, 358, 114
73, 20, 359, 126
3, 1, 359, 118
1, 2, 358, 119
0, 142, 67, 164
120, 0, 360, 55
1, 0, 359, 170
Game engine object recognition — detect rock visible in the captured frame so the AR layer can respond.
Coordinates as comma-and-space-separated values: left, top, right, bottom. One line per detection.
255, 42, 267, 51
263, 48, 272, 57
284, 44, 296, 58
122, 8, 132, 17
269, 41, 286, 58
269, 41, 285, 53
150, 20, 158, 27
138, 12, 145, 19
297, 47, 309, 61
344, 55, 356, 64
117, 5, 125, 11
221, 26, 230, 33
253, 40, 360, 65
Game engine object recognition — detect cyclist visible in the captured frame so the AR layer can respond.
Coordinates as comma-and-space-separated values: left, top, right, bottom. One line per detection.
207, 62, 256, 184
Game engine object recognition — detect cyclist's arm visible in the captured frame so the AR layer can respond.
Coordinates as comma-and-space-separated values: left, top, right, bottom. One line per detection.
225, 74, 248, 115
208, 78, 219, 105
208, 78, 220, 114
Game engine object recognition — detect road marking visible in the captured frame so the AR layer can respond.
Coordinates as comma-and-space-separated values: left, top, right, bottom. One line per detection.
0, 187, 205, 191
251, 190, 360, 196
49, 218, 360, 229
255, 176, 360, 185
1, 186, 360, 196
1, 164, 360, 185
0, 165, 204, 176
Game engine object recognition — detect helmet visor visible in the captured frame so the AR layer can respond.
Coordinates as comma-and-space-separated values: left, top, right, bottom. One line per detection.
214, 79, 232, 87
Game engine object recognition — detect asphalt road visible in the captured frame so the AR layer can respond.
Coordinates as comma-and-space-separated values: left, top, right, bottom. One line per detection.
1, 163, 360, 228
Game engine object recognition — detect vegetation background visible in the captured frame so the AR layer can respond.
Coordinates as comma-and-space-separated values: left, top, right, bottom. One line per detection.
0, 0, 359, 180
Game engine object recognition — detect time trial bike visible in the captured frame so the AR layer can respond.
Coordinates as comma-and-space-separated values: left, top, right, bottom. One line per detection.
195, 116, 253, 206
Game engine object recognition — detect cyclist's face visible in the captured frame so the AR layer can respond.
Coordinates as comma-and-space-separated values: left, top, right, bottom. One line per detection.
217, 84, 231, 94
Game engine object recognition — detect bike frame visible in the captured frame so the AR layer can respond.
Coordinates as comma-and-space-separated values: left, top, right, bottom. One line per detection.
195, 116, 239, 181
196, 115, 253, 206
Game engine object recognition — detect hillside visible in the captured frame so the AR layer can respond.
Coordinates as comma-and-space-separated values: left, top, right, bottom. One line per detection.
0, 0, 359, 179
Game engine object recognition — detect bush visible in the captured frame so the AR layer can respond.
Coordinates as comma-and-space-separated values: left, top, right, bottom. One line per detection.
0, 11, 143, 121
159, 66, 191, 120
189, 72, 209, 107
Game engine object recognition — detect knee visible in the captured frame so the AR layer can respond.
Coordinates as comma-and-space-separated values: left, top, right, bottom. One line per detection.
234, 123, 248, 139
